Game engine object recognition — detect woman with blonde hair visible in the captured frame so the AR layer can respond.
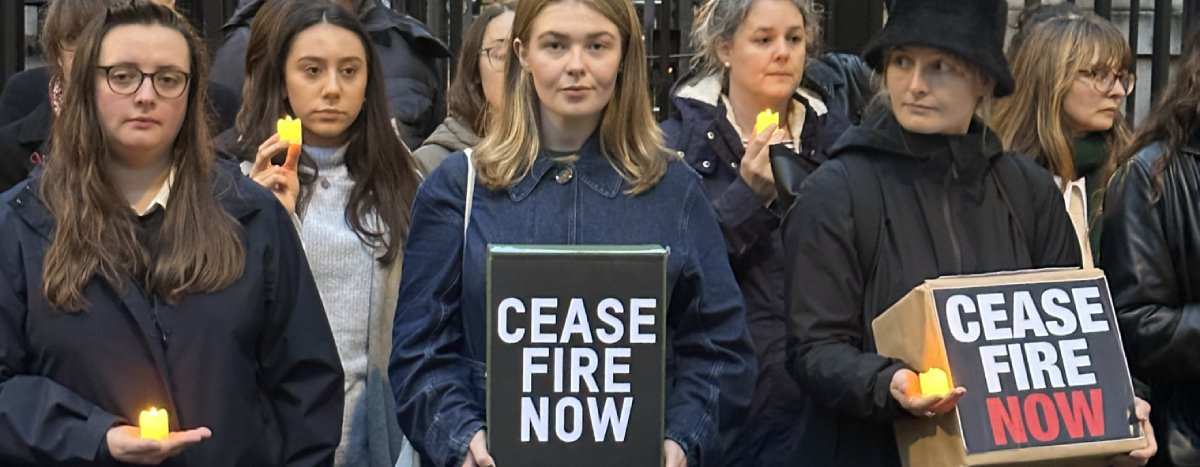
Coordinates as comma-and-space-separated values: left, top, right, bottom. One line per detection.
993, 4, 1135, 266
389, 0, 755, 465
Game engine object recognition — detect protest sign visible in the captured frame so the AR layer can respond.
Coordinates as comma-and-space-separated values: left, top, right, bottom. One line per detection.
487, 245, 667, 467
873, 269, 1145, 466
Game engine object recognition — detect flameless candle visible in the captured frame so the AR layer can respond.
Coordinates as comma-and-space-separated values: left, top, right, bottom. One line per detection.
919, 367, 951, 397
754, 109, 779, 135
277, 115, 303, 162
139, 407, 169, 440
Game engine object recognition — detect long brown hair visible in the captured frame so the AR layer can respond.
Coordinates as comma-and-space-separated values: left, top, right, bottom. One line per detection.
474, 0, 673, 195
1112, 25, 1200, 201
447, 2, 516, 136
993, 10, 1133, 184
233, 0, 420, 265
42, 0, 125, 83
41, 0, 245, 311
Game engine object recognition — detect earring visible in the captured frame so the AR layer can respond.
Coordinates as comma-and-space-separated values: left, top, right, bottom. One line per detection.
724, 62, 731, 68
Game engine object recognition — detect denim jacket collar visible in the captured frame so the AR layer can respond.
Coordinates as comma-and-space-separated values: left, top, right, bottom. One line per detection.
508, 130, 624, 202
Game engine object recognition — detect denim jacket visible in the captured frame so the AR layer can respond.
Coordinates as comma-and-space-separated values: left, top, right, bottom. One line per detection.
389, 134, 756, 467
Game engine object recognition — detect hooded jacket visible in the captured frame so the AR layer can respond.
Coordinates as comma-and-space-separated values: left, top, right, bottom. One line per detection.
410, 117, 480, 177
782, 109, 1081, 466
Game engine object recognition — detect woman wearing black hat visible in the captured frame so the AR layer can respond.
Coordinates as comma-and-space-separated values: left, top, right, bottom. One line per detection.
780, 0, 1153, 465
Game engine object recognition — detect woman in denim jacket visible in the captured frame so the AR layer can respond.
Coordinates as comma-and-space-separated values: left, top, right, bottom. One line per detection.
388, 0, 756, 466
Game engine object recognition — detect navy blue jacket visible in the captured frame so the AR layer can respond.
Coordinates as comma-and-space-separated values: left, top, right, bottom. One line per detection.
0, 162, 345, 466
389, 137, 756, 467
660, 74, 849, 466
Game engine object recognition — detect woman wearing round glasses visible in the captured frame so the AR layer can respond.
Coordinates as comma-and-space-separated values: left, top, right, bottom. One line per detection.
412, 2, 515, 176
993, 4, 1136, 266
0, 2, 344, 465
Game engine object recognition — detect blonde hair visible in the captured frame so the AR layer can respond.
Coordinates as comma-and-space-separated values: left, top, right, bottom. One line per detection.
473, 0, 673, 194
992, 13, 1133, 183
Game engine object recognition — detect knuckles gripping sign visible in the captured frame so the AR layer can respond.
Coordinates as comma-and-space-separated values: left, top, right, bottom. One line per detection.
873, 269, 1144, 466
487, 245, 667, 467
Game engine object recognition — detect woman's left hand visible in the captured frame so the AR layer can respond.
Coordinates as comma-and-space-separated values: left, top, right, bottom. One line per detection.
1109, 397, 1156, 467
889, 368, 966, 417
664, 439, 686, 467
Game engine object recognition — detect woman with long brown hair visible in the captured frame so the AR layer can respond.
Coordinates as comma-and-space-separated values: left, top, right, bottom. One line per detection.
216, 0, 422, 465
390, 0, 755, 465
993, 4, 1135, 266
0, 1, 343, 465
1100, 24, 1200, 467
411, 1, 515, 175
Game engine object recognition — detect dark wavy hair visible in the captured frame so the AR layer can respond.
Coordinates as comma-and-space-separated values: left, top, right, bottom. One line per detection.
41, 0, 245, 311
1111, 25, 1200, 201
446, 1, 516, 135
233, 0, 420, 265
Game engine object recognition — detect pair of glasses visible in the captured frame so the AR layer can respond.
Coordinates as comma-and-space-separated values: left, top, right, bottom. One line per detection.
97, 64, 191, 99
480, 40, 509, 70
1077, 68, 1136, 94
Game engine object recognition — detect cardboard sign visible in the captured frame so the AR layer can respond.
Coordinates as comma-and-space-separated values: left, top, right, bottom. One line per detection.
873, 269, 1145, 466
486, 245, 667, 467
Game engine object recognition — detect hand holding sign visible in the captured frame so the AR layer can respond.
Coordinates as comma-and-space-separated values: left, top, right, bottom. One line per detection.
460, 430, 495, 467
891, 368, 966, 417
251, 133, 301, 215
663, 439, 686, 467
1108, 397, 1156, 467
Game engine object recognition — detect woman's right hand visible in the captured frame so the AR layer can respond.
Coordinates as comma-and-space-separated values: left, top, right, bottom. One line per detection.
889, 368, 967, 417
460, 430, 495, 467
251, 134, 301, 214
105, 425, 211, 465
739, 124, 782, 205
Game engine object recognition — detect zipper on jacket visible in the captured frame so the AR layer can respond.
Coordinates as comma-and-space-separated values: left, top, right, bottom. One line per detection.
942, 164, 964, 273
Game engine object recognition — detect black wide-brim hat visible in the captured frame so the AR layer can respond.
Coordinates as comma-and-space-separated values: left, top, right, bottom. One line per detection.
862, 0, 1014, 97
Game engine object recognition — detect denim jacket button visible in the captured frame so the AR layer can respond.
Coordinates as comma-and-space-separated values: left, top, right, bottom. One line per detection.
556, 167, 574, 184
701, 160, 712, 169
706, 131, 716, 140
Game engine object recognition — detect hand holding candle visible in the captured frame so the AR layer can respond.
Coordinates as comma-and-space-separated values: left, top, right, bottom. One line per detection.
754, 109, 779, 136
276, 115, 302, 171
139, 407, 169, 440
107, 422, 211, 464
919, 367, 951, 397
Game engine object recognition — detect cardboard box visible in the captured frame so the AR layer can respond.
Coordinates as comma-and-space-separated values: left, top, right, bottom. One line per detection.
872, 268, 1145, 466
486, 245, 668, 467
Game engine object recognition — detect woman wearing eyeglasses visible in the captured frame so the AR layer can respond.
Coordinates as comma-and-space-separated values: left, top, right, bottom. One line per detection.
411, 2, 515, 176
993, 4, 1135, 266
0, 1, 344, 465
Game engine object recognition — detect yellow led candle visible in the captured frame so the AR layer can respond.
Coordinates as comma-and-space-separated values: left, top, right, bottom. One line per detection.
919, 368, 951, 397
277, 115, 303, 165
139, 407, 169, 440
754, 109, 779, 135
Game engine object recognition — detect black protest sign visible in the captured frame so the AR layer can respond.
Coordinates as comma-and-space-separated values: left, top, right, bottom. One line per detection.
933, 278, 1139, 454
486, 245, 667, 467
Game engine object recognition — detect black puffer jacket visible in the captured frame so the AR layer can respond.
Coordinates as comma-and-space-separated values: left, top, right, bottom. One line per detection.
211, 0, 449, 149
1099, 137, 1200, 467
783, 109, 1081, 466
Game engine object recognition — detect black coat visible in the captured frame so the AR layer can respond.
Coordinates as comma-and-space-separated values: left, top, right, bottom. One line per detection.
211, 0, 449, 150
0, 162, 345, 466
1099, 137, 1200, 467
0, 101, 50, 193
0, 67, 50, 127
659, 73, 849, 466
782, 109, 1081, 466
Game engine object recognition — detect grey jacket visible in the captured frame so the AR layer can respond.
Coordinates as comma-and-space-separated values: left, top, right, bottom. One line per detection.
411, 117, 480, 177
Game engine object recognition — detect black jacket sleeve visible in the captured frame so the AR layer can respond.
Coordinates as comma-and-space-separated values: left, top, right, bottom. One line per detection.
1099, 155, 1200, 381
256, 201, 345, 467
783, 160, 910, 423
0, 210, 120, 465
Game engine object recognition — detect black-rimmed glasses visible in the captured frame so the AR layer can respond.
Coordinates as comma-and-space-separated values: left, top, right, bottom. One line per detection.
97, 64, 191, 99
480, 40, 509, 70
1077, 68, 1136, 94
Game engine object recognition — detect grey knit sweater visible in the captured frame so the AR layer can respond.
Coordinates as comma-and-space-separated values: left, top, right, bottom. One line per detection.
299, 144, 382, 467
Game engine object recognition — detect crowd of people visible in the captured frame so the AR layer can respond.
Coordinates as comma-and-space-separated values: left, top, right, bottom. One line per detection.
0, 0, 1193, 465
